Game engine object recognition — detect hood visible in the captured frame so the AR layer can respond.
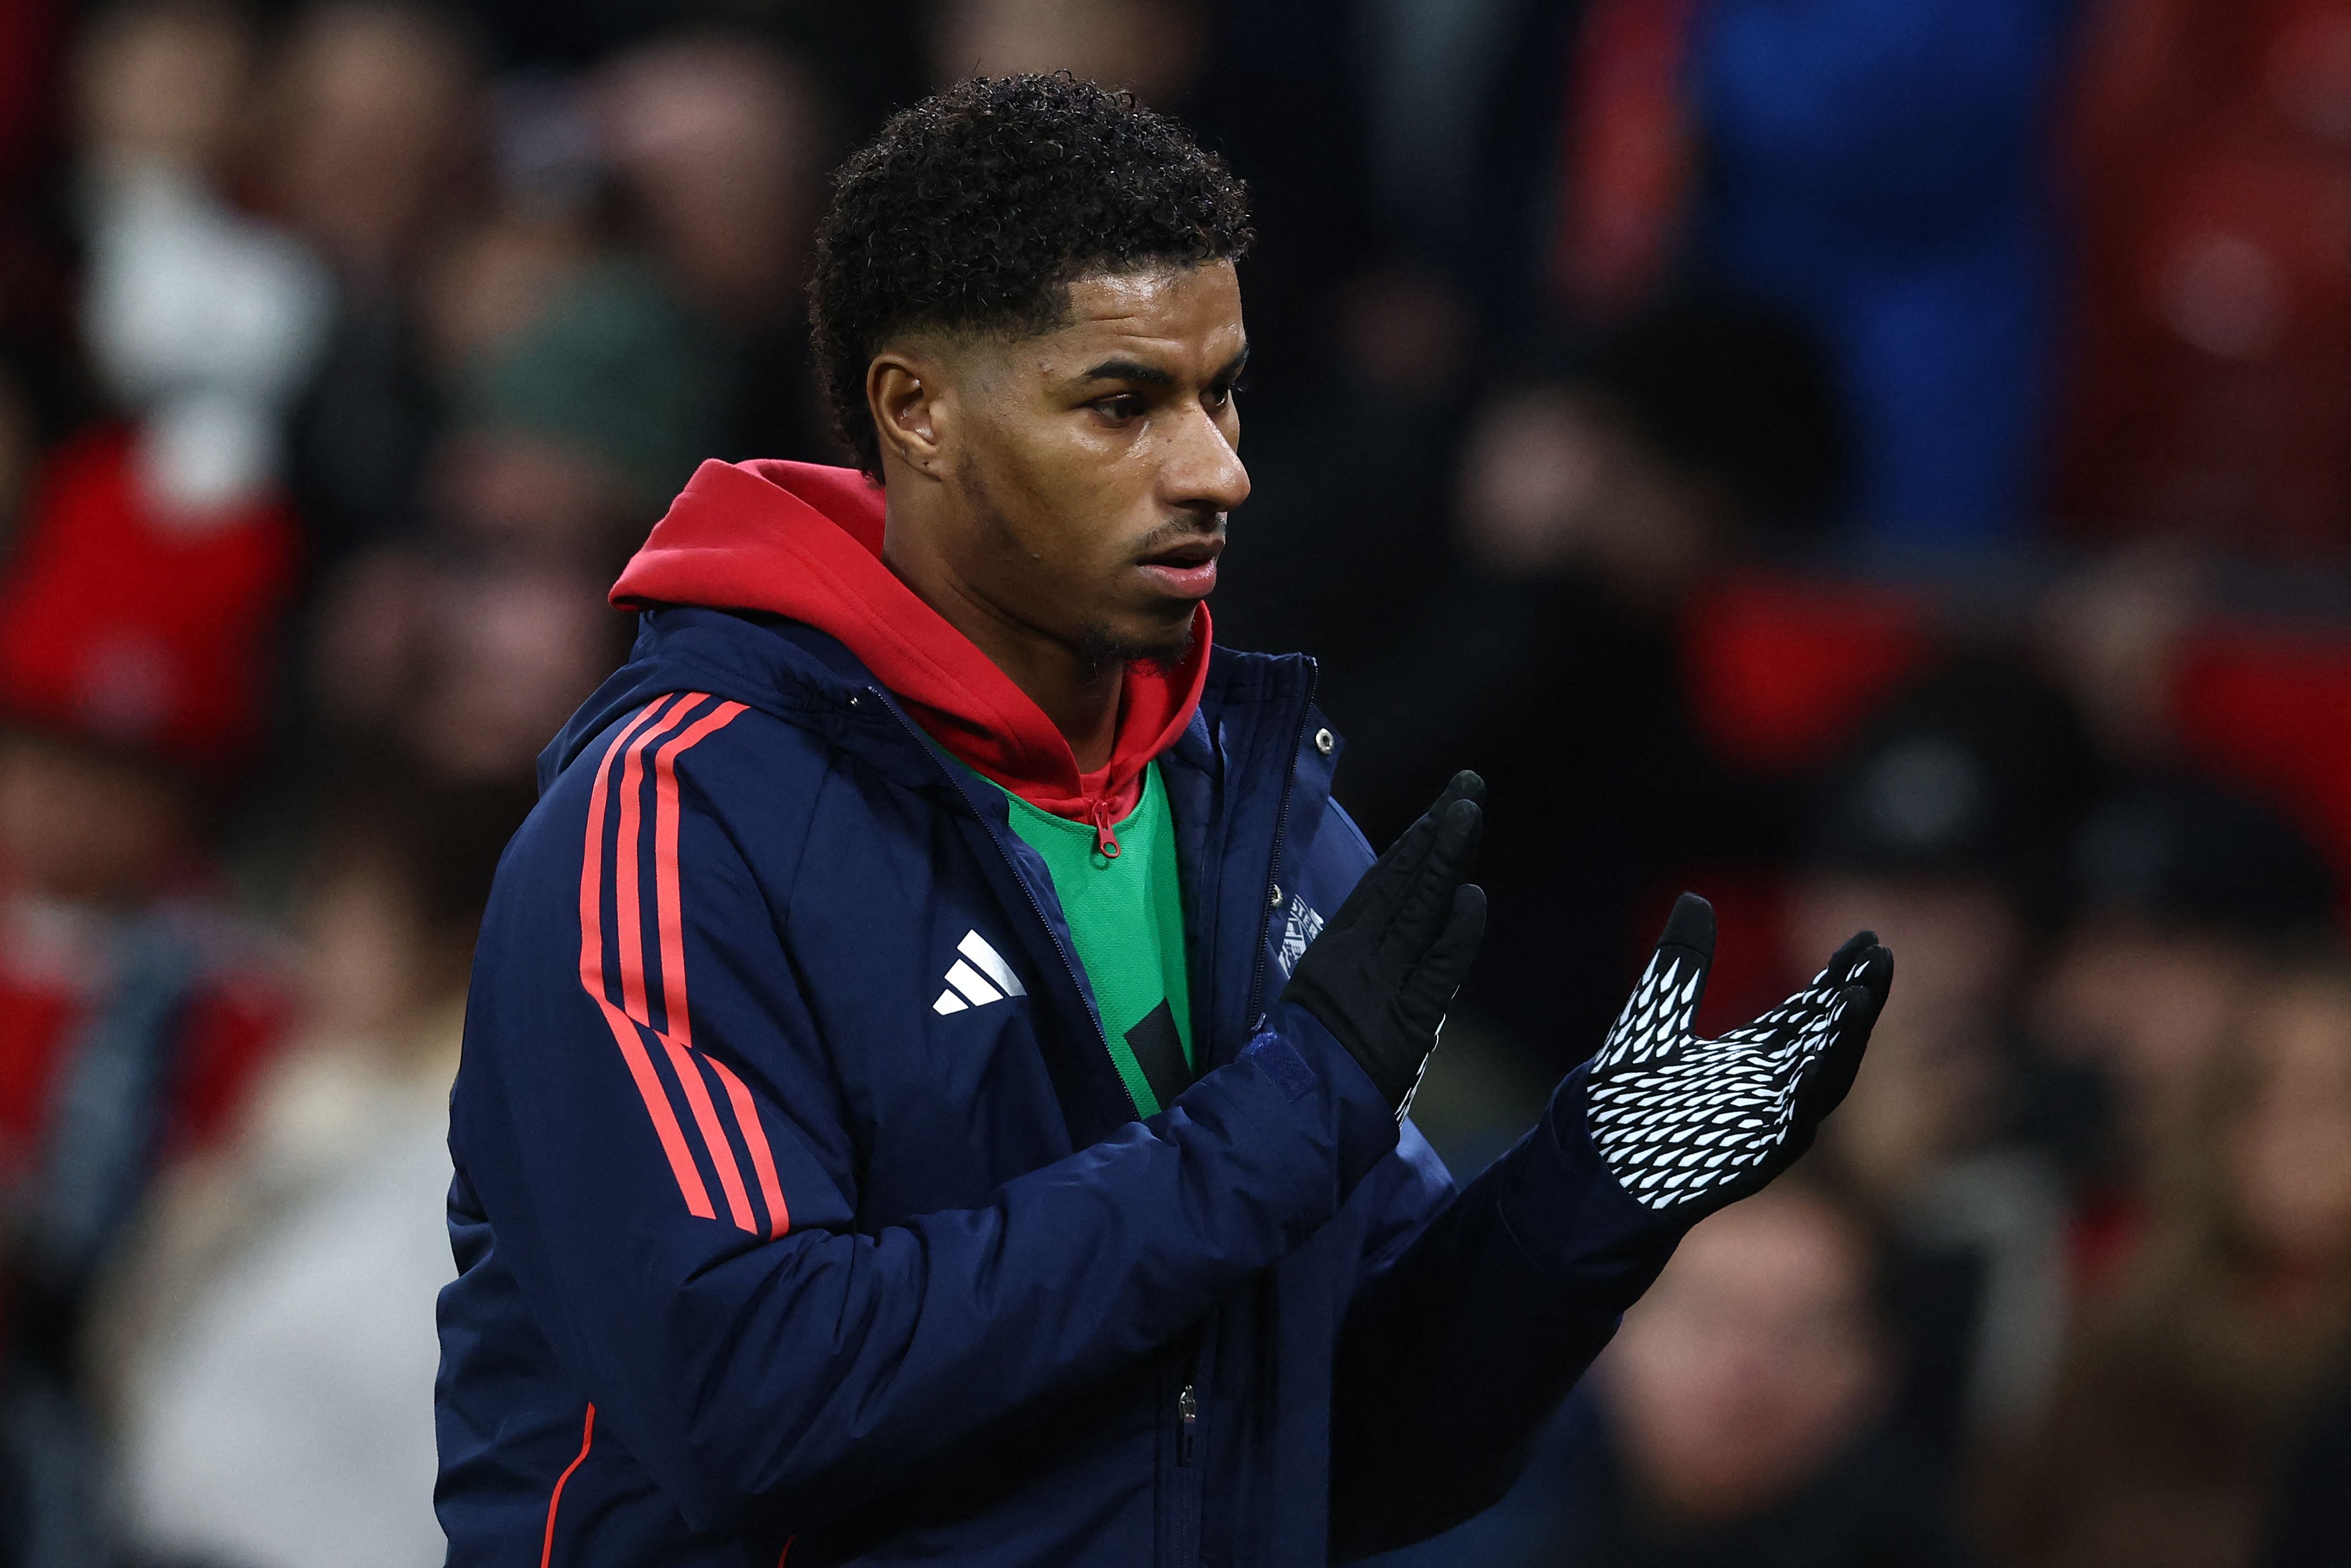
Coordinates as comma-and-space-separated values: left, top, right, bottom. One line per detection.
610, 459, 1211, 828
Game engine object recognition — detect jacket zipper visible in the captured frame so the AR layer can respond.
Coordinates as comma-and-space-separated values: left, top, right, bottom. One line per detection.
868, 679, 1305, 1568
1173, 1350, 1203, 1565
1168, 676, 1308, 1565
1089, 797, 1123, 859
1244, 665, 1318, 1026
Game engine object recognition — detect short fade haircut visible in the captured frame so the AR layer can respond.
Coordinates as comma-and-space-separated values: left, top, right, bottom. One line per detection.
809, 73, 1254, 477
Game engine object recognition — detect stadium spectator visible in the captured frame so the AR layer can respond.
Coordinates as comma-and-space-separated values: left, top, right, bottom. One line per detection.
1351, 0, 1577, 329
1986, 954, 2351, 1568
0, 415, 299, 1563
596, 30, 834, 464
2036, 544, 2211, 772
1787, 656, 2105, 1454
71, 0, 334, 522
1364, 1181, 1964, 1568
427, 251, 725, 573
1544, 0, 2078, 546
306, 552, 623, 789
265, 0, 487, 566
0, 0, 2340, 1555
1324, 292, 1841, 1080
930, 0, 1207, 110
1570, 1180, 1963, 1568
117, 770, 531, 1568
2034, 774, 2341, 1293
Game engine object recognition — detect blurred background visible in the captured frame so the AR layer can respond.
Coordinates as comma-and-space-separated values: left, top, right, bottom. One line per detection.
0, 0, 2349, 1563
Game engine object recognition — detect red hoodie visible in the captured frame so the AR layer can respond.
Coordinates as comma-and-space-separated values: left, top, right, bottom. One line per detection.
612, 460, 1211, 842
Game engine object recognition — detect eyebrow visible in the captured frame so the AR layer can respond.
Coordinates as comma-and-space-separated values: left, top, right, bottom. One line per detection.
1078, 357, 1175, 386
1075, 345, 1253, 387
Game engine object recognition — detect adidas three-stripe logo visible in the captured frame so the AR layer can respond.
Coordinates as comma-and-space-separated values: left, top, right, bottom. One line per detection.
933, 931, 1027, 1015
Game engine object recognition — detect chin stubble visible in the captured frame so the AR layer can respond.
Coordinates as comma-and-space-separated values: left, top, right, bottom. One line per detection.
1078, 620, 1196, 680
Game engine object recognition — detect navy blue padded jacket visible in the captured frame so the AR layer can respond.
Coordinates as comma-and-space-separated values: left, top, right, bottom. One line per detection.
434, 604, 1683, 1565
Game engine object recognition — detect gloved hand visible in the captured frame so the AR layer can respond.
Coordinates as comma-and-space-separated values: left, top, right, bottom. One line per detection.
1282, 771, 1487, 1115
1583, 892, 1892, 1218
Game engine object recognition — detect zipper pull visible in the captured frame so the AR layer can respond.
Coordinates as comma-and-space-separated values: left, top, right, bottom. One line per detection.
1091, 798, 1122, 859
1177, 1382, 1198, 1466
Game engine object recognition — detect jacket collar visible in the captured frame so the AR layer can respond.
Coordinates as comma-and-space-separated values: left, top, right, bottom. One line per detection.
544, 605, 1314, 809
607, 458, 1211, 823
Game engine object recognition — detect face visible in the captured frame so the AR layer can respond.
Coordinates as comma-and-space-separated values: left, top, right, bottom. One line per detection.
600, 39, 814, 314
1604, 1188, 1884, 1521
932, 0, 1206, 109
0, 732, 188, 906
1789, 873, 2021, 1031
408, 568, 613, 783
75, 1, 251, 175
1786, 874, 2018, 1196
876, 261, 1250, 670
1456, 384, 1727, 606
2037, 917, 2255, 1158
268, 2, 474, 269
2229, 982, 2351, 1266
433, 430, 622, 568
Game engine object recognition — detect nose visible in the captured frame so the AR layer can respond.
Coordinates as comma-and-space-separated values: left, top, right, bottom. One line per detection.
1160, 400, 1250, 517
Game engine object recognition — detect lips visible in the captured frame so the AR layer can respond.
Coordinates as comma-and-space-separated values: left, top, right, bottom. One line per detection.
1136, 536, 1223, 598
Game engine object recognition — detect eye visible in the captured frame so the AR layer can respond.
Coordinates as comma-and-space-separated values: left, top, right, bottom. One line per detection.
1093, 393, 1146, 424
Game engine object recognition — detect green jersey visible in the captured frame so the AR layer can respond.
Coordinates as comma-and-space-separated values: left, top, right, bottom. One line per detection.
987, 762, 1193, 1116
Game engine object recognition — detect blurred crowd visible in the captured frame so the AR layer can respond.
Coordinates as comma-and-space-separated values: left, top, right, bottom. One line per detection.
0, 0, 2348, 1565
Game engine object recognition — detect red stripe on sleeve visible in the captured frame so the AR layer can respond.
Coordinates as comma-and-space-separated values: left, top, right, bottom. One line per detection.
651, 698, 748, 1043
578, 697, 716, 1220
643, 697, 757, 1231
645, 698, 793, 1238
614, 699, 695, 1025
708, 1054, 792, 1238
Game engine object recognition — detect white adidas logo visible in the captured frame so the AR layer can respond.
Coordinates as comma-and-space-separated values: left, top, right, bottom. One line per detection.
932, 930, 1028, 1015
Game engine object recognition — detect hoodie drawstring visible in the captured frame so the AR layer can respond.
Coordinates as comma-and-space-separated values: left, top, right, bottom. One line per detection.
1090, 798, 1122, 859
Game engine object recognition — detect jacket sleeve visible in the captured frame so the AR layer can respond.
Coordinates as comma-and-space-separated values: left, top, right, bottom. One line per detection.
451, 727, 1401, 1541
1325, 1061, 1682, 1561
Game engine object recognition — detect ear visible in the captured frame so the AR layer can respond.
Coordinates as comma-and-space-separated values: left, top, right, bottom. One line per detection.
867, 350, 950, 481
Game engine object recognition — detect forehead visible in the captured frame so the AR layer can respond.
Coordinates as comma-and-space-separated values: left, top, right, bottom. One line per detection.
1033, 260, 1245, 364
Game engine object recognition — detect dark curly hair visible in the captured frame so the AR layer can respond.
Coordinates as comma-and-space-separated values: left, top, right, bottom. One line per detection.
809, 74, 1254, 476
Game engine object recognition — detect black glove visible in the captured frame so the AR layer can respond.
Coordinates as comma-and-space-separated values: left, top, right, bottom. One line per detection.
1283, 771, 1488, 1114
1583, 893, 1892, 1216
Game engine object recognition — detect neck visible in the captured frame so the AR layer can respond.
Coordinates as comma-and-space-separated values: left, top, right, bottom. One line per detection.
953, 605, 1124, 774
881, 526, 1122, 774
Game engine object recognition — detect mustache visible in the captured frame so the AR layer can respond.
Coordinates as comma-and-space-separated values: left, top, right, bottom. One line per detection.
1131, 512, 1227, 555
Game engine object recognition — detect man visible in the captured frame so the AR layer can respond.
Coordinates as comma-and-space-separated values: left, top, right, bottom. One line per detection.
0, 417, 299, 1560
436, 75, 1894, 1566
1563, 1184, 1962, 1568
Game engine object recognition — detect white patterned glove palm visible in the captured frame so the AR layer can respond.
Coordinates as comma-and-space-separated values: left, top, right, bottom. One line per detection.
1587, 894, 1892, 1216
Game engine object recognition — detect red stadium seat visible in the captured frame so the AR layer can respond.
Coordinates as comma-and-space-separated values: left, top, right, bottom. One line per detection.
1682, 572, 1936, 775
2173, 625, 2351, 908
